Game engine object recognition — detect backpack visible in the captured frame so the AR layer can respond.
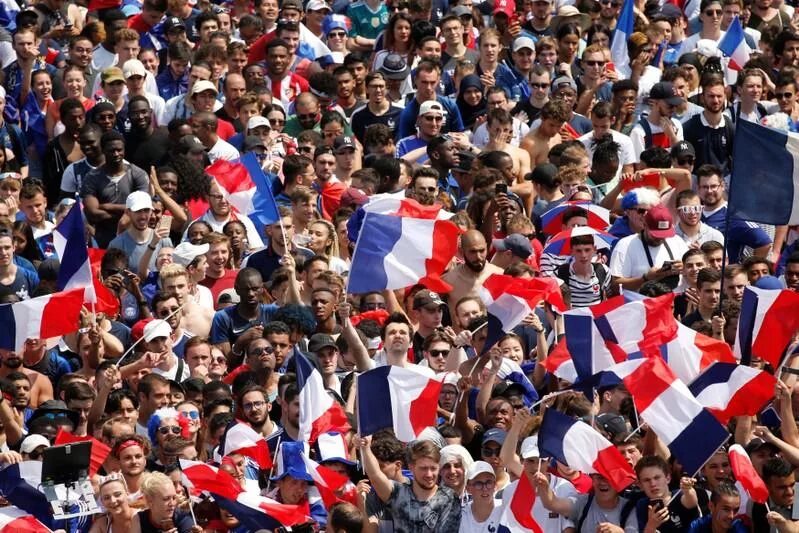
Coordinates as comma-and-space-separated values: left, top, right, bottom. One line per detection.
556, 261, 608, 300
576, 493, 638, 532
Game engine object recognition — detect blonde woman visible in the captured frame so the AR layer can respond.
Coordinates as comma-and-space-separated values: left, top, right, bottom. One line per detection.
307, 219, 348, 274
90, 475, 141, 533
140, 471, 202, 533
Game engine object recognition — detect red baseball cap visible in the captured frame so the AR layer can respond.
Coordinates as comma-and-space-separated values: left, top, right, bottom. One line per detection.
493, 0, 515, 17
645, 204, 676, 239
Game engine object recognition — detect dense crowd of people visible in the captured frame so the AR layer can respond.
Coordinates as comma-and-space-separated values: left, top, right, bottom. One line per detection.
1, 0, 799, 530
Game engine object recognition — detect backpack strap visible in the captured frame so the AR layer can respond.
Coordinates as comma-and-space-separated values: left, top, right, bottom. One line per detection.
556, 261, 572, 285
594, 263, 608, 300
639, 118, 653, 148
620, 497, 638, 527
576, 493, 595, 532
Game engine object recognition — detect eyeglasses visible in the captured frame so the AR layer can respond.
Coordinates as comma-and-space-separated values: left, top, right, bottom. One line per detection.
214, 356, 227, 363
181, 411, 200, 420
635, 208, 649, 215
243, 400, 267, 411
470, 479, 496, 491
428, 349, 449, 358
249, 346, 275, 357
677, 205, 702, 214
677, 156, 695, 165
777, 92, 795, 99
269, 118, 286, 125
584, 60, 606, 67
158, 425, 182, 436
481, 447, 501, 457
208, 193, 225, 201
328, 31, 347, 38
699, 183, 721, 191
703, 8, 722, 16
158, 307, 180, 317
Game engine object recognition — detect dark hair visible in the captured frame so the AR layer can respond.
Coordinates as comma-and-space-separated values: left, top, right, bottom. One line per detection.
696, 267, 722, 290
106, 388, 139, 414
266, 38, 290, 53
710, 481, 740, 504
635, 455, 670, 477
640, 147, 671, 169
100, 130, 125, 149
381, 312, 413, 340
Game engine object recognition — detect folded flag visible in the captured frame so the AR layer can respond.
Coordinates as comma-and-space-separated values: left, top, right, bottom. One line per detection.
296, 351, 350, 444
205, 153, 280, 230
735, 285, 799, 367
730, 119, 799, 225
218, 420, 272, 470
357, 366, 443, 442
0, 461, 53, 529
688, 362, 776, 424
481, 274, 565, 351
0, 504, 50, 532
180, 460, 310, 530
0, 288, 85, 352
539, 409, 636, 492
55, 428, 111, 477
718, 16, 750, 70
53, 202, 95, 302
728, 444, 769, 504
497, 358, 539, 406
348, 211, 461, 294
605, 357, 729, 474
87, 248, 120, 316
498, 473, 542, 533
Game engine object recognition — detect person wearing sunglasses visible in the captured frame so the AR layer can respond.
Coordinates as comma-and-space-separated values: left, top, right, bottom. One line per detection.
147, 407, 188, 462
680, 0, 726, 54
20, 433, 49, 462
674, 189, 725, 247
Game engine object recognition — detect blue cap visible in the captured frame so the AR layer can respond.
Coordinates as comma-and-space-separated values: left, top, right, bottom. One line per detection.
482, 428, 507, 446
322, 14, 349, 35
754, 275, 785, 290
270, 441, 314, 482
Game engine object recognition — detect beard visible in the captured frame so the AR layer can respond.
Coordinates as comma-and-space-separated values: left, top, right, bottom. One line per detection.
464, 258, 485, 273
3, 357, 21, 369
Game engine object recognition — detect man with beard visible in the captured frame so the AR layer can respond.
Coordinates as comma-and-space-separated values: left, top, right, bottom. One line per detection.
283, 93, 322, 137
0, 348, 52, 408
124, 97, 170, 171
159, 263, 214, 338
61, 123, 105, 198
682, 74, 734, 176
153, 293, 194, 359
109, 191, 173, 272
238, 384, 281, 451
410, 167, 441, 207
442, 230, 504, 318
210, 268, 278, 359
333, 66, 363, 118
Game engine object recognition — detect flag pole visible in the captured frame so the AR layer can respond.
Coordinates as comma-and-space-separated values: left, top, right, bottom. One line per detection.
265, 436, 282, 494
187, 495, 198, 526
667, 435, 730, 506
113, 302, 186, 368
356, 375, 365, 473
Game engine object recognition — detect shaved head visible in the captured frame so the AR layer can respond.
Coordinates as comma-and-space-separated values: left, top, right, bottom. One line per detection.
461, 230, 488, 273
461, 230, 486, 250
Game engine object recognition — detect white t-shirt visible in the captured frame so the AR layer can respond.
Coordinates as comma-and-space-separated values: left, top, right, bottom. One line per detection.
578, 129, 636, 190
609, 233, 689, 279
458, 501, 503, 533
629, 117, 684, 161
208, 138, 241, 162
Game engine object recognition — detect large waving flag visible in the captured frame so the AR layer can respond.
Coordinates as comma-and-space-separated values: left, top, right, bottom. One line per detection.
348, 211, 461, 294
498, 474, 542, 533
180, 460, 310, 530
542, 341, 578, 383
728, 444, 769, 504
55, 428, 111, 477
497, 359, 539, 406
205, 153, 280, 229
346, 192, 453, 243
606, 357, 729, 474
719, 17, 750, 70
539, 409, 636, 492
296, 352, 351, 444
0, 461, 53, 529
298, 454, 352, 509
53, 202, 96, 302
218, 420, 272, 470
730, 120, 799, 225
663, 322, 737, 383
735, 285, 799, 367
610, 0, 635, 77
357, 366, 443, 442
481, 274, 566, 351
564, 292, 676, 381
0, 288, 85, 352
688, 362, 776, 424
0, 504, 50, 532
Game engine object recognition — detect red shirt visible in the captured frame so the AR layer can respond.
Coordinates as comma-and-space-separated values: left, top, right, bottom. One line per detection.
127, 14, 152, 33
199, 269, 239, 308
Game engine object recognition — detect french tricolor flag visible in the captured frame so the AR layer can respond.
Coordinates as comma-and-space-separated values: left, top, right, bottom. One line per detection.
610, 0, 635, 77
498, 473, 542, 533
0, 289, 85, 352
719, 16, 750, 70
662, 322, 737, 383
54, 202, 96, 302
0, 505, 50, 533
735, 285, 799, 367
539, 409, 636, 492
357, 366, 443, 442
688, 362, 776, 424
606, 357, 729, 474
180, 460, 310, 531
728, 444, 769, 504
348, 211, 461, 294
346, 192, 454, 243
542, 341, 578, 383
205, 153, 280, 229
296, 352, 351, 444
218, 420, 272, 469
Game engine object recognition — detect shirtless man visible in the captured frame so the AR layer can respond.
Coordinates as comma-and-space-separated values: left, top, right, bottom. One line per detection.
484, 107, 533, 210
159, 264, 214, 337
0, 348, 52, 408
520, 100, 570, 165
442, 230, 504, 317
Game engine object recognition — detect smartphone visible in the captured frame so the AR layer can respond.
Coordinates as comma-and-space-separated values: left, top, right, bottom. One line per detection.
158, 214, 173, 232
605, 61, 616, 73
662, 261, 673, 271
651, 499, 665, 511
495, 182, 508, 195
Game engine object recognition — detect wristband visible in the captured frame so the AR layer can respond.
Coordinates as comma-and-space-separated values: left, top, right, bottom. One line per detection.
148, 244, 157, 251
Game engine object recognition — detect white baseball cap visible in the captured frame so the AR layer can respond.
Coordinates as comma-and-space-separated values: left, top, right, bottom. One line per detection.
172, 242, 210, 267
247, 116, 271, 131
122, 59, 147, 79
467, 460, 496, 481
418, 100, 446, 117
512, 36, 535, 53
125, 191, 153, 212
21, 434, 50, 454
520, 435, 540, 459
143, 319, 172, 342
192, 80, 218, 96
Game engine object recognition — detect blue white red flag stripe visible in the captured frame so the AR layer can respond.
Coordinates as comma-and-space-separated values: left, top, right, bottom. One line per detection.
610, 0, 635, 76
53, 202, 95, 302
0, 505, 50, 532
688, 362, 776, 424
357, 366, 443, 442
296, 352, 350, 443
735, 285, 799, 367
0, 289, 85, 352
730, 120, 799, 225
539, 409, 636, 492
543, 227, 617, 255
346, 192, 453, 243
348, 212, 461, 294
540, 201, 610, 236
718, 16, 750, 70
218, 420, 272, 469
605, 358, 729, 474
0, 461, 53, 529
498, 474, 543, 533
728, 444, 769, 504
205, 153, 280, 229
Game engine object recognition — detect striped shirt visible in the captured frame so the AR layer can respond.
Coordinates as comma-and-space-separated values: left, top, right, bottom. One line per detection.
557, 261, 610, 308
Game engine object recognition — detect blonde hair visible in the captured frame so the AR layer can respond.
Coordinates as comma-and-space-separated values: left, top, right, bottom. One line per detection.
140, 471, 173, 498
159, 263, 189, 285
310, 219, 340, 258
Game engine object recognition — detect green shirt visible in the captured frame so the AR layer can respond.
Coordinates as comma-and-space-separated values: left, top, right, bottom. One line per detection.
346, 1, 389, 40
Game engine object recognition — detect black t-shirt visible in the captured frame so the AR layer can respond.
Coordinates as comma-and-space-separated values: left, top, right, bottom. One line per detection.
634, 489, 705, 532
350, 103, 403, 143
512, 99, 544, 126
126, 127, 170, 171
139, 509, 195, 533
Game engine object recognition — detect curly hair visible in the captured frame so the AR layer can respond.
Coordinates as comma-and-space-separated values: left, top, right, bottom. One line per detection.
169, 153, 211, 203
272, 304, 317, 337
